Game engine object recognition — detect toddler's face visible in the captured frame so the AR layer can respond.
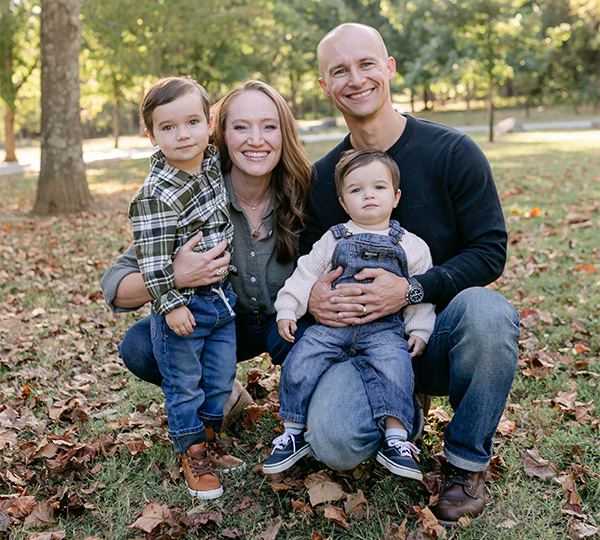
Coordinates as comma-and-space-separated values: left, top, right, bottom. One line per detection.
338, 160, 401, 230
147, 91, 212, 174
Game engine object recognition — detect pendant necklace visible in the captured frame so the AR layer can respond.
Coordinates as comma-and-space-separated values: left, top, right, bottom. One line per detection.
246, 215, 264, 238
234, 189, 270, 211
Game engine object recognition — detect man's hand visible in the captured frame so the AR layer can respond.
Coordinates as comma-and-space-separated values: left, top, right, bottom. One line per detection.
308, 267, 361, 327
277, 319, 297, 343
166, 305, 196, 336
336, 267, 409, 325
173, 232, 230, 289
408, 335, 426, 358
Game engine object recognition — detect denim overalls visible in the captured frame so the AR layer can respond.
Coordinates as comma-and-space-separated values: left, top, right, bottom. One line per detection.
278, 220, 416, 431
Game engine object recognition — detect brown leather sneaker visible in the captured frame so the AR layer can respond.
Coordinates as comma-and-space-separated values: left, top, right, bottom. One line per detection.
205, 428, 246, 473
182, 442, 223, 499
432, 464, 486, 526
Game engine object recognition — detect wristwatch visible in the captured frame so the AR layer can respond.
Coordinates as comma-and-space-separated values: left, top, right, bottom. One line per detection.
406, 276, 425, 305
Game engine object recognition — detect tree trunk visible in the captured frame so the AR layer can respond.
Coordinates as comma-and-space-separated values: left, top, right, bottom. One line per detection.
113, 78, 120, 149
487, 79, 494, 143
34, 0, 93, 215
465, 83, 472, 126
3, 104, 18, 162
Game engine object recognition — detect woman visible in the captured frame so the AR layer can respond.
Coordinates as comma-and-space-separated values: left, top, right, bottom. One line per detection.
101, 80, 313, 386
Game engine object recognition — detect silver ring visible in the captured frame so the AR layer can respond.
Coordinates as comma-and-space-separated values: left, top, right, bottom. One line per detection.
362, 306, 368, 315
216, 268, 226, 276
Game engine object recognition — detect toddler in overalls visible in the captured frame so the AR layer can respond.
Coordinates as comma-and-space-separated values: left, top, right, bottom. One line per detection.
263, 149, 435, 480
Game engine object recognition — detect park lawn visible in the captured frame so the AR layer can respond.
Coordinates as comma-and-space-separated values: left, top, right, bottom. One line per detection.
0, 128, 598, 539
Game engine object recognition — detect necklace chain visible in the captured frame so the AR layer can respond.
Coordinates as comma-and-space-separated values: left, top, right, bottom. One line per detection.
234, 189, 270, 211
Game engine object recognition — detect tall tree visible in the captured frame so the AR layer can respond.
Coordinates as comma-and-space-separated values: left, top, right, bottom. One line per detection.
33, 0, 93, 215
0, 0, 39, 162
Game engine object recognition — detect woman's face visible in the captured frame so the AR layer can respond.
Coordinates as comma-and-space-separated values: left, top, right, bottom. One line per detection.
224, 90, 283, 183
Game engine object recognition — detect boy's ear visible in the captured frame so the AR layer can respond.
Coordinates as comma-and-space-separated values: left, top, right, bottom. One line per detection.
393, 188, 401, 208
145, 128, 158, 147
338, 196, 348, 214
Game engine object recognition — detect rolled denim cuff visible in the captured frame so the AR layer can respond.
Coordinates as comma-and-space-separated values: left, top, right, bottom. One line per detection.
444, 445, 489, 472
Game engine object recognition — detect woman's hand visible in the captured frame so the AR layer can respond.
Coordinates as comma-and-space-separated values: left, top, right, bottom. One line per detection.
173, 232, 230, 288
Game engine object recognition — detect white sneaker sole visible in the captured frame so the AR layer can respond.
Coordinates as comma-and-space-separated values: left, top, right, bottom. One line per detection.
187, 483, 224, 499
262, 445, 311, 474
376, 451, 423, 481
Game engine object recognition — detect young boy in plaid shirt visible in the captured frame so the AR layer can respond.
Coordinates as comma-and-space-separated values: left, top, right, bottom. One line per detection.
128, 76, 242, 500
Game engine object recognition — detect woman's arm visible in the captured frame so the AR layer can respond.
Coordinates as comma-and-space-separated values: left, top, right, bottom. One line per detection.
104, 231, 230, 311
113, 272, 152, 309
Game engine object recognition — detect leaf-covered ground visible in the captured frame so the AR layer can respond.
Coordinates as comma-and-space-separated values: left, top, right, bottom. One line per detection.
0, 130, 599, 540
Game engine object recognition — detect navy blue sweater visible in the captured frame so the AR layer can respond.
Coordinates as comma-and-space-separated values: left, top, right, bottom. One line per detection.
301, 115, 507, 311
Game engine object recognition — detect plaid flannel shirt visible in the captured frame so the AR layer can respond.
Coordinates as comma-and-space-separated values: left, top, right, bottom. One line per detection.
128, 145, 233, 315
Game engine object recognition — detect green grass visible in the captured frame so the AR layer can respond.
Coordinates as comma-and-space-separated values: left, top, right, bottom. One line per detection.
1, 124, 598, 539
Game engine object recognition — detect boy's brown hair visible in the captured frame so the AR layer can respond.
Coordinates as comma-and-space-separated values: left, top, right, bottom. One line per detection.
335, 149, 401, 197
140, 76, 210, 137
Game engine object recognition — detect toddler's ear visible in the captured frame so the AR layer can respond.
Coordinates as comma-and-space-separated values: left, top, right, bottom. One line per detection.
394, 188, 402, 208
339, 196, 348, 215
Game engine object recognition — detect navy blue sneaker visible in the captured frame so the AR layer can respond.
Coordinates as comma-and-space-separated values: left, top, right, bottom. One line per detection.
262, 431, 310, 474
376, 439, 423, 480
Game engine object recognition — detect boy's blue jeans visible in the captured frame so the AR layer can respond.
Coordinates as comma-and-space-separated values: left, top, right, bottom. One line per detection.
153, 283, 237, 454
304, 287, 520, 472
278, 313, 415, 431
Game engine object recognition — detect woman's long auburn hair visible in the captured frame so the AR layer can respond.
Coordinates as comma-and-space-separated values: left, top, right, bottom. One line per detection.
211, 80, 311, 264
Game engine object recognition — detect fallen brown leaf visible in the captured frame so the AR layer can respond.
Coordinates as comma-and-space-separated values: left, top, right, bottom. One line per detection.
521, 448, 559, 480
258, 516, 283, 540
323, 505, 350, 530
304, 472, 345, 507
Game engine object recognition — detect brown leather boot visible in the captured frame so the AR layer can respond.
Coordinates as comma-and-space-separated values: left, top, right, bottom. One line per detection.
182, 442, 223, 499
205, 428, 246, 473
432, 464, 486, 525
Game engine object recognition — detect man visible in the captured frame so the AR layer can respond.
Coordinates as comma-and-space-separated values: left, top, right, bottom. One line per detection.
299, 23, 520, 525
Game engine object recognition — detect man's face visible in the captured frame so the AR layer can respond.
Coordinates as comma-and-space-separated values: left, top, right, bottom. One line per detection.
318, 26, 396, 121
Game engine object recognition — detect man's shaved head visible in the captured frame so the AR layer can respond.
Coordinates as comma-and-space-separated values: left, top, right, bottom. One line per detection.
317, 23, 389, 76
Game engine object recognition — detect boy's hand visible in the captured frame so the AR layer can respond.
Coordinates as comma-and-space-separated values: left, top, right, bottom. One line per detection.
277, 319, 297, 343
408, 335, 426, 358
166, 306, 196, 336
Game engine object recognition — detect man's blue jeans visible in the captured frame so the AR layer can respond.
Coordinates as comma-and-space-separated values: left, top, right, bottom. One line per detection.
153, 285, 237, 454
304, 287, 520, 472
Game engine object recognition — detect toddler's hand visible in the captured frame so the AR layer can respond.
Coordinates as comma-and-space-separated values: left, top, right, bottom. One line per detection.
166, 306, 195, 336
408, 335, 426, 358
277, 319, 297, 343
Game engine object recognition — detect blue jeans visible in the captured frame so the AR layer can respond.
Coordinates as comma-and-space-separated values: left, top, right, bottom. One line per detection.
153, 284, 237, 454
118, 311, 312, 386
279, 313, 415, 430
304, 288, 520, 472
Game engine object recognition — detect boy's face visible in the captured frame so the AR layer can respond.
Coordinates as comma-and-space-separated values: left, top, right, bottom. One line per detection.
147, 91, 212, 174
338, 160, 401, 230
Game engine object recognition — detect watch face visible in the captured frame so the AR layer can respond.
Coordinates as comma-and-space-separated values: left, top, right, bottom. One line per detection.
408, 285, 424, 304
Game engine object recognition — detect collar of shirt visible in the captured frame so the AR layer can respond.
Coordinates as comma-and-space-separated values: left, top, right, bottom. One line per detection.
149, 144, 221, 187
